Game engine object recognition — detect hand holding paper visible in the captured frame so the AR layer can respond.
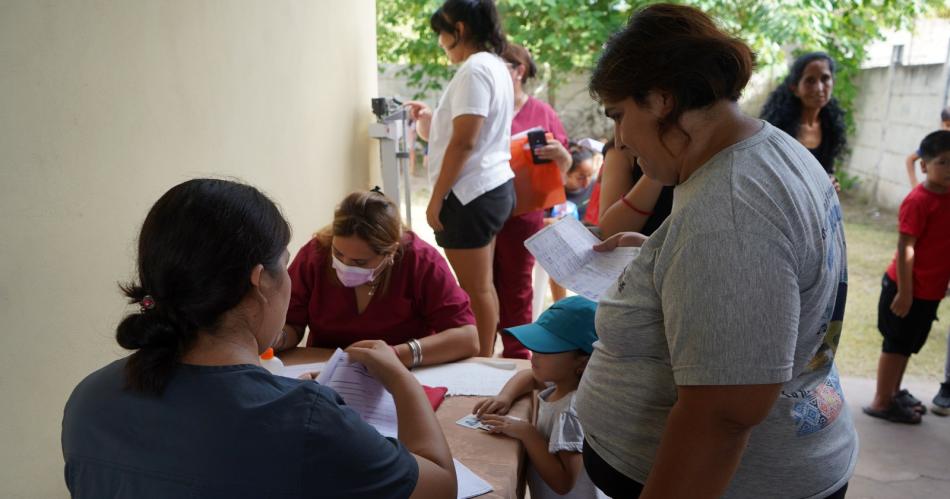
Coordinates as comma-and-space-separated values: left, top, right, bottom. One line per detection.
593, 231, 649, 252
525, 217, 640, 301
317, 348, 399, 438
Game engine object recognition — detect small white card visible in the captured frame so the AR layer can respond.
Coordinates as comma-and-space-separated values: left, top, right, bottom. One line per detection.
455, 415, 493, 432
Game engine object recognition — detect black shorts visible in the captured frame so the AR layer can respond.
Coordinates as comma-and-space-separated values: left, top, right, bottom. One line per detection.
435, 179, 515, 249
582, 439, 849, 498
877, 274, 940, 356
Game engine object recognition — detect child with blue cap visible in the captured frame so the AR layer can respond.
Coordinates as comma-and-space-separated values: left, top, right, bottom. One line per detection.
473, 296, 604, 498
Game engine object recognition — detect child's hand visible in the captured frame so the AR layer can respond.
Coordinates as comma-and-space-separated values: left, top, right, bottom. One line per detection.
472, 395, 513, 417
890, 291, 912, 318
480, 414, 532, 440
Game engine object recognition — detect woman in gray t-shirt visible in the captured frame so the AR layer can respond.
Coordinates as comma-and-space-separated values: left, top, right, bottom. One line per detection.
574, 5, 856, 499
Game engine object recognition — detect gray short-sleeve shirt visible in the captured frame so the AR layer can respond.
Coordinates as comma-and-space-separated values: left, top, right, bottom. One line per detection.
575, 121, 857, 499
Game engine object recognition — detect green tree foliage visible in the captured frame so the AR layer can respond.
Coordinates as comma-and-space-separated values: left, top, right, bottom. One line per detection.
378, 0, 941, 119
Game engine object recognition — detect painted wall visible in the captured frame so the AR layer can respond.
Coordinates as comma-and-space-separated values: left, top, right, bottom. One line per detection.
846, 63, 949, 209
0, 1, 378, 497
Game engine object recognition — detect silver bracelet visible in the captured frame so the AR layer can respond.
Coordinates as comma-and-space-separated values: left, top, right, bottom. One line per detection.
407, 338, 423, 368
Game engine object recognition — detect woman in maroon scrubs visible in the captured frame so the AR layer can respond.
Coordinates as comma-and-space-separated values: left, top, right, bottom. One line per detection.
274, 190, 479, 368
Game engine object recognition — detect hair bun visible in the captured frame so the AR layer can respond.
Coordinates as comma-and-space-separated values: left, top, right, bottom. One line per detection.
116, 313, 179, 351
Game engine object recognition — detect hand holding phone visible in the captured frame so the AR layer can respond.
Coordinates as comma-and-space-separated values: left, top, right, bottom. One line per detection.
527, 130, 551, 164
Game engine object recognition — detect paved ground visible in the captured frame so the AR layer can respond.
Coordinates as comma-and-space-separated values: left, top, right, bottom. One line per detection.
843, 376, 950, 498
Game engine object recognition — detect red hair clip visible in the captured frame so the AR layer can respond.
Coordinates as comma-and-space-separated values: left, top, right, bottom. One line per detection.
140, 295, 156, 312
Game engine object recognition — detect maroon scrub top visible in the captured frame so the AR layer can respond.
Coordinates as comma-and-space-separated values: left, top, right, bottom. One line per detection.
286, 231, 475, 348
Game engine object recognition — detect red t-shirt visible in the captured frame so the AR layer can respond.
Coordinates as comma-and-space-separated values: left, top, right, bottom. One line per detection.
512, 96, 568, 147
583, 176, 602, 226
886, 184, 950, 300
286, 232, 476, 348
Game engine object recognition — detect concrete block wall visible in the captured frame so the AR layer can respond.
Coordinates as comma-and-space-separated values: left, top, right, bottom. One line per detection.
845, 63, 948, 210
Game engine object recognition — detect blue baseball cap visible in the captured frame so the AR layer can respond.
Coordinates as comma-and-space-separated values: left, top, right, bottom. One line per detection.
505, 296, 598, 354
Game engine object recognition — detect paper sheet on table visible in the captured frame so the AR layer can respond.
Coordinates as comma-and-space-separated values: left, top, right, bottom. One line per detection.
278, 362, 325, 380
455, 458, 493, 499
316, 349, 398, 438
412, 362, 519, 396
524, 216, 640, 301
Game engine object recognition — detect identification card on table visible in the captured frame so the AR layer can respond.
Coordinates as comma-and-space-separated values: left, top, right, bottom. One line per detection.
455, 415, 493, 431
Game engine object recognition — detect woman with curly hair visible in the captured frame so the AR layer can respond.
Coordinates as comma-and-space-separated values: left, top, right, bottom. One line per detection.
760, 52, 847, 190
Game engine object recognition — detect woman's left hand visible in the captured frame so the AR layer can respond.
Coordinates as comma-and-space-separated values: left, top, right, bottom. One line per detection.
426, 196, 445, 232
479, 414, 531, 439
593, 231, 648, 252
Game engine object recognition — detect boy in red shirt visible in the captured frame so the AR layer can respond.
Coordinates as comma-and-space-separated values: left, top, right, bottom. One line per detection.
865, 130, 950, 424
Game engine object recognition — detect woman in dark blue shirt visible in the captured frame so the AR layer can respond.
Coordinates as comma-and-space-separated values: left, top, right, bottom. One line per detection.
61, 179, 456, 499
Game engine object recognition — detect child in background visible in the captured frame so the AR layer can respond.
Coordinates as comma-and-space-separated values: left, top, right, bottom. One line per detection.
564, 149, 597, 221
865, 130, 950, 424
473, 296, 604, 499
904, 106, 950, 187
546, 149, 598, 223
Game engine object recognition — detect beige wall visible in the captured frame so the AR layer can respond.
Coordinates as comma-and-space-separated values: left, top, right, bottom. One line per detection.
846, 62, 949, 210
0, 1, 378, 497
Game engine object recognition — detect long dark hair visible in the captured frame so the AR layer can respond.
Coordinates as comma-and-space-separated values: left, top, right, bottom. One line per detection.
760, 52, 847, 172
430, 0, 507, 56
116, 179, 291, 395
590, 3, 754, 141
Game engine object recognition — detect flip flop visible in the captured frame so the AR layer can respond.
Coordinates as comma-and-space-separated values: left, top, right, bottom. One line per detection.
895, 389, 927, 415
863, 403, 922, 424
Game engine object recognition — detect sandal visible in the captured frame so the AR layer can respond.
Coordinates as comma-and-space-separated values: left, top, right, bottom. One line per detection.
863, 402, 922, 424
895, 389, 927, 415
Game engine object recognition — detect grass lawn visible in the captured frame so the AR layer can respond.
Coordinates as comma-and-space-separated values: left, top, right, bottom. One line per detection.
835, 193, 949, 381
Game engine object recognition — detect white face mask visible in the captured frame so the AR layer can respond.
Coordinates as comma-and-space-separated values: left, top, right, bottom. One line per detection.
331, 254, 386, 288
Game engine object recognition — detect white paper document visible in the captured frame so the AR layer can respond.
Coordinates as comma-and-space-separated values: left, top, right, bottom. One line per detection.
455, 458, 493, 499
278, 362, 325, 380
412, 361, 519, 396
316, 349, 399, 438
525, 217, 640, 301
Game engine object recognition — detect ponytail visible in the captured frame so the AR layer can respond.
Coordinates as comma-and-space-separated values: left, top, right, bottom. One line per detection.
116, 179, 290, 395
430, 0, 508, 56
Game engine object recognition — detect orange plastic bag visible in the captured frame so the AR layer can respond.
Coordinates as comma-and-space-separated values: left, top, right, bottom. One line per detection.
509, 133, 565, 216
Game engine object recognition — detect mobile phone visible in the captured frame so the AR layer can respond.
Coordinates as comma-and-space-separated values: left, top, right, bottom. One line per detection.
527, 130, 551, 164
